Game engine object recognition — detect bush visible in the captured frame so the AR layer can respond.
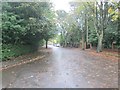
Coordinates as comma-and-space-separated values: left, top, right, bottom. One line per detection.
2, 44, 35, 61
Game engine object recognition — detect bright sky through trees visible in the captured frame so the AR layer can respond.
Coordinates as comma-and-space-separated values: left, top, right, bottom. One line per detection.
51, 0, 71, 12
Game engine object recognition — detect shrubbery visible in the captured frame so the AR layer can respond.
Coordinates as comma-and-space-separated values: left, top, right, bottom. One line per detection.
2, 2, 56, 61
2, 44, 33, 61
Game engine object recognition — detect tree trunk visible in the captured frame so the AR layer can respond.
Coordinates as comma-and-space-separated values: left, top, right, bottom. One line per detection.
45, 40, 48, 49
97, 35, 103, 52
64, 40, 67, 47
112, 42, 114, 50
84, 13, 89, 49
90, 43, 92, 49
82, 32, 85, 50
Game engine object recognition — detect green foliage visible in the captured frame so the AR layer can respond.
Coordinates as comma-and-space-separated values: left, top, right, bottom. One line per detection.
2, 2, 56, 60
2, 44, 33, 61
57, 2, 119, 49
2, 40, 44, 61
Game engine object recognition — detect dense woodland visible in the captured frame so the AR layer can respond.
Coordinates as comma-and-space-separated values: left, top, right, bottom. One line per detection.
1, 1, 120, 60
56, 2, 120, 52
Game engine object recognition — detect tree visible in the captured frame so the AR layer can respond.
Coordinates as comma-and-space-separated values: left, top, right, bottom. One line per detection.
2, 2, 56, 59
93, 2, 109, 52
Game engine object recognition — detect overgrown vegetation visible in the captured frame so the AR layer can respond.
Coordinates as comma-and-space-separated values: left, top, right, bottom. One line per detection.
2, 2, 56, 60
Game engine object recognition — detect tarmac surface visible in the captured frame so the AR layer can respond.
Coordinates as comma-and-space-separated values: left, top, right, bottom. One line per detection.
2, 45, 118, 88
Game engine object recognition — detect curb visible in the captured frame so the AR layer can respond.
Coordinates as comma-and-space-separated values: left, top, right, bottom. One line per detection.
0, 55, 45, 71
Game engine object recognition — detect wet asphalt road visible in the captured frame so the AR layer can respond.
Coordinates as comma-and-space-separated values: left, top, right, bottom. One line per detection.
2, 45, 118, 88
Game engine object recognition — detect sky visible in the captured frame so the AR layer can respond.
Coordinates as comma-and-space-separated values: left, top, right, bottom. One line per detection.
51, 0, 71, 12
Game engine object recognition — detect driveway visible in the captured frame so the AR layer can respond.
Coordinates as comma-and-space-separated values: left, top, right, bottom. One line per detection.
2, 45, 118, 88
